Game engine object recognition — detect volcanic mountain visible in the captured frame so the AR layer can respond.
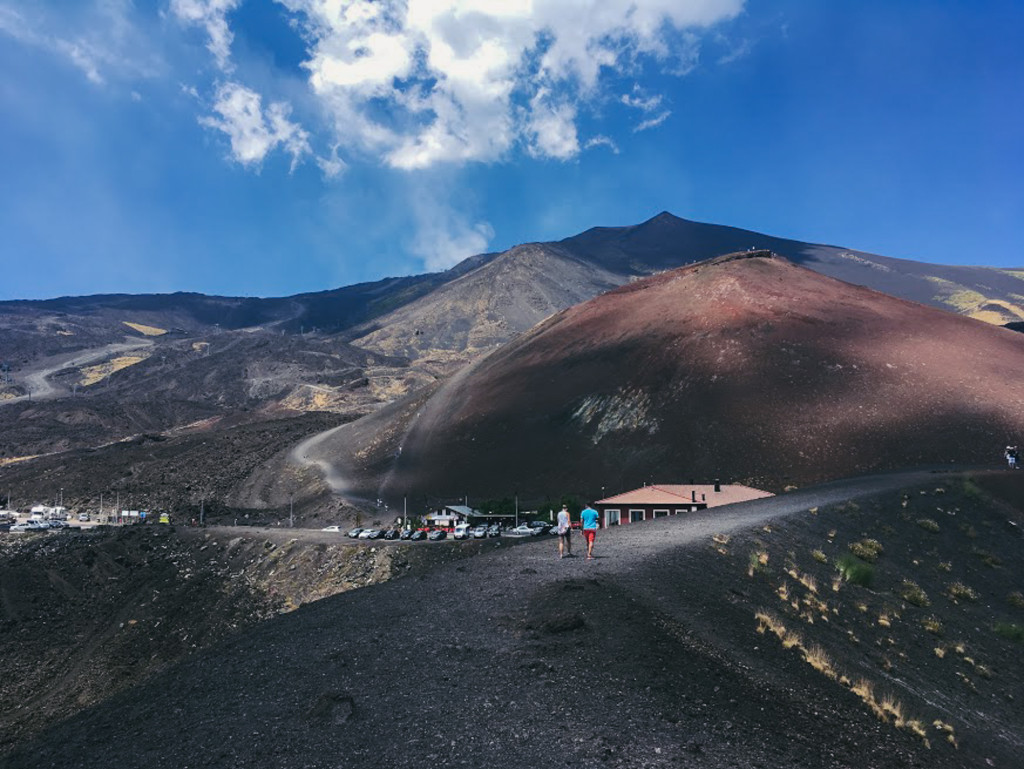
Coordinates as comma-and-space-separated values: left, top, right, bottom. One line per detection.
314, 251, 1024, 505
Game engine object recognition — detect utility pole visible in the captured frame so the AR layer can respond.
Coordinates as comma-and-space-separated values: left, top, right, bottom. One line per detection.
200, 496, 205, 526
99, 492, 103, 519
289, 493, 294, 528
515, 493, 519, 527
403, 495, 407, 529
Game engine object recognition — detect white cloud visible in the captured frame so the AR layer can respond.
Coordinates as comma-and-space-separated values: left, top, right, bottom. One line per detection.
408, 193, 495, 271
0, 1, 160, 86
277, 0, 744, 168
170, 0, 240, 72
634, 110, 671, 132
200, 82, 311, 170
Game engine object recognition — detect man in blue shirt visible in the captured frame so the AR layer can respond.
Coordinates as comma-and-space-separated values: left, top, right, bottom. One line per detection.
580, 504, 599, 560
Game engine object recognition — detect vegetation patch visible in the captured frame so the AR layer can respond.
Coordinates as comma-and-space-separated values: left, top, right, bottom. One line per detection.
971, 548, 1002, 568
945, 581, 979, 603
993, 622, 1024, 643
920, 616, 943, 635
811, 548, 828, 564
896, 580, 930, 608
122, 321, 167, 336
79, 355, 149, 387
835, 554, 874, 587
916, 518, 940, 533
849, 538, 883, 563
1008, 591, 1024, 610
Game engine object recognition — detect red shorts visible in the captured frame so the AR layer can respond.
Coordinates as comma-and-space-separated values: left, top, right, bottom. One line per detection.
582, 529, 596, 543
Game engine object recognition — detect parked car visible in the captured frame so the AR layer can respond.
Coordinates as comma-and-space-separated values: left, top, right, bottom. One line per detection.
9, 523, 31, 532
410, 530, 427, 541
358, 529, 379, 539
321, 525, 343, 532
427, 529, 447, 541
510, 524, 534, 536
529, 521, 552, 535
487, 524, 501, 537
453, 523, 471, 540
78, 512, 90, 522
383, 529, 400, 540
399, 529, 413, 540
471, 525, 488, 538
347, 528, 364, 538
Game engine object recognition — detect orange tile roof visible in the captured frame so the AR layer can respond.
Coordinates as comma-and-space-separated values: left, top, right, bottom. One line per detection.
596, 484, 773, 508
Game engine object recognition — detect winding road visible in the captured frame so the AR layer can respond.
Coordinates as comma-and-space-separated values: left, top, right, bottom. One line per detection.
1, 339, 153, 406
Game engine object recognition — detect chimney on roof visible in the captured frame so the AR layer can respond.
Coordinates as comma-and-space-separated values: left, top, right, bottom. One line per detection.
714, 479, 721, 493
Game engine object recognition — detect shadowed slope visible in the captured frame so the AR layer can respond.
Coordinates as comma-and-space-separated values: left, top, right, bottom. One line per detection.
324, 251, 1024, 503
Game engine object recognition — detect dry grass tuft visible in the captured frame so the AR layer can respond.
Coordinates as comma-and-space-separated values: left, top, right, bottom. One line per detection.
946, 581, 979, 603
916, 518, 940, 533
1008, 591, 1024, 609
712, 533, 730, 546
811, 549, 828, 564
920, 616, 943, 635
803, 644, 837, 679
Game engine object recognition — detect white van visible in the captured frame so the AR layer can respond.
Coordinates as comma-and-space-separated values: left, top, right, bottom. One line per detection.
453, 523, 471, 540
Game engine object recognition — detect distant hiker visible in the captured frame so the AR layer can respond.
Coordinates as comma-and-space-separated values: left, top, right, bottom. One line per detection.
1006, 445, 1019, 469
580, 503, 599, 560
557, 505, 572, 558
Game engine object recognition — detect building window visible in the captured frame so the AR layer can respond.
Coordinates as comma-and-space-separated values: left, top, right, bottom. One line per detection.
605, 509, 620, 526
629, 509, 644, 523
653, 508, 669, 518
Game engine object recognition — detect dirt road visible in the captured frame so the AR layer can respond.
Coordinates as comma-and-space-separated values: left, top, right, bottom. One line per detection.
1, 339, 152, 405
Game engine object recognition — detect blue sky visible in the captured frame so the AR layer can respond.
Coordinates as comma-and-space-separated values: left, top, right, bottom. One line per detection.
1, 0, 1022, 300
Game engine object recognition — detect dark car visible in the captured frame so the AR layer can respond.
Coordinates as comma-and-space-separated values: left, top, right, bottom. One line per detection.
399, 529, 413, 540
410, 530, 427, 541
383, 529, 400, 540
529, 521, 552, 535
347, 528, 363, 538
367, 529, 385, 540
427, 529, 447, 541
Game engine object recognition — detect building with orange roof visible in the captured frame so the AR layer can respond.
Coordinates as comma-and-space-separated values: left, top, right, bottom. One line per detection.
593, 481, 773, 528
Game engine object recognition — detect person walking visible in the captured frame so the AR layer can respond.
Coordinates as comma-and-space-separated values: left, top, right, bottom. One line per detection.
556, 504, 572, 558
580, 503, 599, 560
1006, 445, 1019, 469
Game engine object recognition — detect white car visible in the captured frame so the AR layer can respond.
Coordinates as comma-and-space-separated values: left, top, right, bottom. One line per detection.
358, 529, 379, 539
321, 525, 343, 532
510, 524, 534, 536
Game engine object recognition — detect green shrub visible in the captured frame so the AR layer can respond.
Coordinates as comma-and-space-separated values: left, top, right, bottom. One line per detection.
994, 622, 1024, 642
1008, 591, 1024, 609
916, 518, 940, 533
896, 580, 930, 608
962, 478, 983, 500
972, 549, 1002, 568
849, 538, 884, 563
811, 549, 828, 564
836, 554, 875, 587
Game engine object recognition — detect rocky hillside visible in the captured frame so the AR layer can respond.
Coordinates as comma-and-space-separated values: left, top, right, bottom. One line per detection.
314, 251, 1024, 505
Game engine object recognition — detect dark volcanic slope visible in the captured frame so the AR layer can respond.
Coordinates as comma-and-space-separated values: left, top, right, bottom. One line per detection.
5, 470, 1021, 768
325, 251, 1024, 503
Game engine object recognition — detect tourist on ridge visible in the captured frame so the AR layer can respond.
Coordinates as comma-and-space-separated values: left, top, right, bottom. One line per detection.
580, 503, 599, 560
557, 504, 572, 558
1006, 445, 1019, 469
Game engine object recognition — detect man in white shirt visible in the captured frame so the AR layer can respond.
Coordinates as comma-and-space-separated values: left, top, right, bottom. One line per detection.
557, 505, 572, 558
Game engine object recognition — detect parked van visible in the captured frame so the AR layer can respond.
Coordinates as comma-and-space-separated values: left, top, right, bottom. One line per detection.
453, 523, 472, 540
